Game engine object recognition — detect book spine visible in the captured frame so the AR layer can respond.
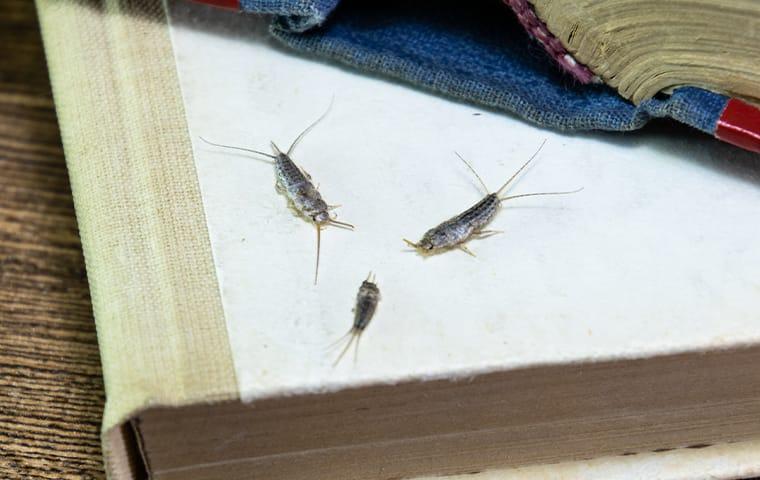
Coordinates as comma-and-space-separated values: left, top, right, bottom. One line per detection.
34, 0, 239, 477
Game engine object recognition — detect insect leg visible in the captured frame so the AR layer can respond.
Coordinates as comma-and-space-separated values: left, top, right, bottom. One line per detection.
474, 229, 503, 239
300, 166, 313, 181
314, 225, 322, 285
458, 245, 477, 257
328, 219, 355, 230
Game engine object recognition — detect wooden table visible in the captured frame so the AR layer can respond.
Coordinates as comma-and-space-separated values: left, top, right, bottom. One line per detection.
0, 1, 105, 478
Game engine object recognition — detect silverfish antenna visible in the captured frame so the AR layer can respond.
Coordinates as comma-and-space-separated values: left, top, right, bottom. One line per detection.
454, 151, 489, 195
501, 188, 584, 202
286, 96, 335, 156
198, 136, 276, 162
495, 138, 547, 197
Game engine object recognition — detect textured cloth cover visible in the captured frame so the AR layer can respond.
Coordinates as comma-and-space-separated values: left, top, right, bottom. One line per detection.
35, 0, 239, 478
237, 0, 730, 136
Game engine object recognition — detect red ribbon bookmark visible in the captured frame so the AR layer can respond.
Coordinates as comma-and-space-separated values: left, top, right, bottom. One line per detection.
716, 98, 760, 154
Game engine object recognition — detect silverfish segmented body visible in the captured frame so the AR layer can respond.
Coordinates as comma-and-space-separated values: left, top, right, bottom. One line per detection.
201, 101, 352, 284
331, 272, 381, 366
271, 142, 330, 224
405, 140, 582, 256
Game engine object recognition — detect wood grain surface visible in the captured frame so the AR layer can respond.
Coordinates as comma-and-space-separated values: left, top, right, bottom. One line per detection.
0, 1, 106, 478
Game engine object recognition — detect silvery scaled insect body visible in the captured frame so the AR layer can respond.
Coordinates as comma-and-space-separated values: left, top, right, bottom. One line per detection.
404, 140, 581, 256
200, 100, 353, 284
331, 272, 381, 366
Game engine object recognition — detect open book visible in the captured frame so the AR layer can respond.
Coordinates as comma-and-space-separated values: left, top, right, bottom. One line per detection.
36, 0, 760, 479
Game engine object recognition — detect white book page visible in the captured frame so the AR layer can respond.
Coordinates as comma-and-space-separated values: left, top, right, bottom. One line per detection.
167, 0, 760, 402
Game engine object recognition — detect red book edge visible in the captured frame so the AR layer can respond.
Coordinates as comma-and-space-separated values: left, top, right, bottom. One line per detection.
191, 0, 240, 10
716, 98, 760, 154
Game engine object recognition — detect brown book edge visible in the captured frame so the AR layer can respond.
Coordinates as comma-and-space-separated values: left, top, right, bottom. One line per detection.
134, 345, 760, 479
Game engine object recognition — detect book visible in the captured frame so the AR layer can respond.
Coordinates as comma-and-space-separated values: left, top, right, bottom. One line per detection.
36, 0, 760, 479
525, 0, 760, 105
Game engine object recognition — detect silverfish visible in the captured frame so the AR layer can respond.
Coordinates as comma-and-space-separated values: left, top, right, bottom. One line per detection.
200, 101, 353, 284
404, 140, 581, 256
331, 272, 381, 366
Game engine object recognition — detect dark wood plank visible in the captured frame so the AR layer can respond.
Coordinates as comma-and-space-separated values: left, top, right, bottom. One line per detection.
0, 1, 106, 479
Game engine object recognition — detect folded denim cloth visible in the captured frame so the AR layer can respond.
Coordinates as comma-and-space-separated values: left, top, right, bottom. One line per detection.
199, 0, 759, 152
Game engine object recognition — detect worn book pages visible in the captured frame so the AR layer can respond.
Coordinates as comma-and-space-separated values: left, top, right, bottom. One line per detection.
529, 0, 760, 104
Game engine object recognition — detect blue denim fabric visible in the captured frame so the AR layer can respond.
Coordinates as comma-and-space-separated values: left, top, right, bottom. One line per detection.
241, 0, 728, 135
241, 0, 339, 31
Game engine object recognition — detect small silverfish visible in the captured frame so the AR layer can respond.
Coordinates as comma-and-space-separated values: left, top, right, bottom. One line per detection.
404, 140, 582, 256
200, 100, 353, 284
330, 272, 381, 366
